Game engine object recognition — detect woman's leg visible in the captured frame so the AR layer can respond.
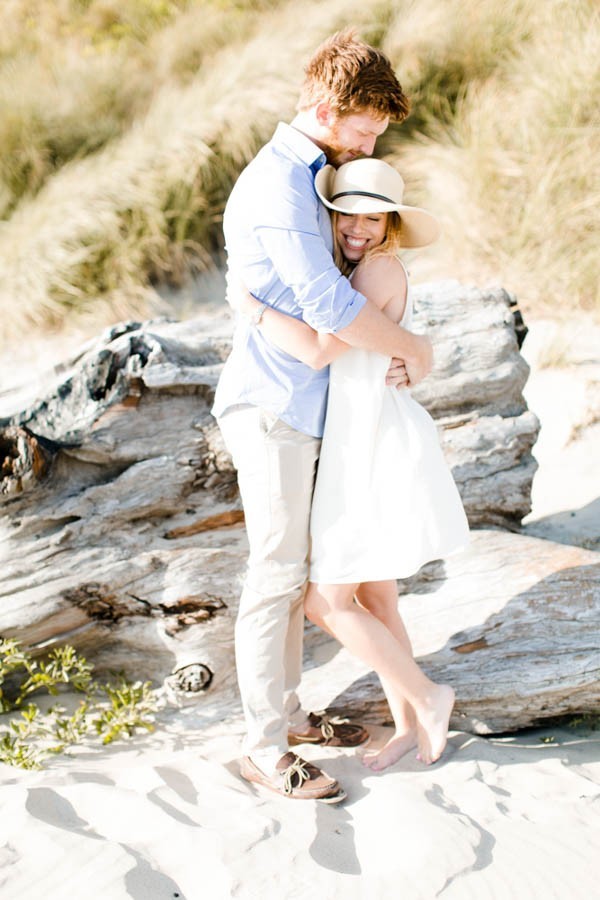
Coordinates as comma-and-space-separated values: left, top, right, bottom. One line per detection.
304, 581, 454, 766
355, 581, 417, 770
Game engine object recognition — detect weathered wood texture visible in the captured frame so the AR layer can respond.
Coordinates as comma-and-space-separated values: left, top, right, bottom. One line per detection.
0, 315, 241, 693
0, 283, 551, 731
410, 282, 536, 527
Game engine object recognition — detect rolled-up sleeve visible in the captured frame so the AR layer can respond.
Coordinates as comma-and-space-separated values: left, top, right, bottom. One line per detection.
215, 124, 367, 437
256, 225, 366, 333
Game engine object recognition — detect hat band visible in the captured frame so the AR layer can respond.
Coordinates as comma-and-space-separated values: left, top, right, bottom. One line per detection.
330, 189, 396, 204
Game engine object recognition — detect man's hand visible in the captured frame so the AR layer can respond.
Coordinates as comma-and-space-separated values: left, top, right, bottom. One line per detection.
404, 334, 433, 387
385, 357, 409, 389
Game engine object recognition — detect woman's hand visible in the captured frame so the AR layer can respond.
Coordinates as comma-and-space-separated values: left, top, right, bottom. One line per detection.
385, 358, 409, 388
226, 275, 262, 317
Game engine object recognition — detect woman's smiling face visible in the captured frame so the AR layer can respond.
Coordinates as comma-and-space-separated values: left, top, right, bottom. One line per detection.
335, 211, 388, 263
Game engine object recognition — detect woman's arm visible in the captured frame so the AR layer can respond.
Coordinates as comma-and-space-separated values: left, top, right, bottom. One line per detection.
337, 255, 426, 386
350, 255, 407, 321
240, 291, 349, 370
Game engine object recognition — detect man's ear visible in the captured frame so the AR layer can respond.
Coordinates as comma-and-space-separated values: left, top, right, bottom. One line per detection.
315, 100, 335, 127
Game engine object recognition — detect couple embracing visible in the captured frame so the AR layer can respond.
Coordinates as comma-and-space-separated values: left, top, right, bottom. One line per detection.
212, 29, 469, 803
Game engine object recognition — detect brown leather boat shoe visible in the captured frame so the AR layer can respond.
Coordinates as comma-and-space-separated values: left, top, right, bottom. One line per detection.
288, 711, 369, 748
240, 752, 346, 802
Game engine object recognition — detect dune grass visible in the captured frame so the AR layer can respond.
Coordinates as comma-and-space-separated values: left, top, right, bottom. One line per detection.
0, 0, 392, 339
0, 0, 283, 217
382, 0, 539, 134
397, 0, 599, 314
0, 0, 597, 344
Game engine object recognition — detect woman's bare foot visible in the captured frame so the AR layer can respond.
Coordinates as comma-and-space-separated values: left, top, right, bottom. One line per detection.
415, 685, 455, 765
361, 728, 417, 771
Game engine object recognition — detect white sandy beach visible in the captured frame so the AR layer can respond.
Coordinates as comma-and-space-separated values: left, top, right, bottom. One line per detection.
1, 314, 599, 899
1, 715, 599, 900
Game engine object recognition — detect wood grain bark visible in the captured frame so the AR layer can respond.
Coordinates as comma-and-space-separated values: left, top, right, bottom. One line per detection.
1, 282, 576, 735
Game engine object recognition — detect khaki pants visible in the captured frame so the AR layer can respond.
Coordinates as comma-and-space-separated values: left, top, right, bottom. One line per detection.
217, 406, 321, 770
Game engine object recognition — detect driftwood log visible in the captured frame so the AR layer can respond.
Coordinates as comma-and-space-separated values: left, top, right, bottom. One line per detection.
2, 281, 593, 733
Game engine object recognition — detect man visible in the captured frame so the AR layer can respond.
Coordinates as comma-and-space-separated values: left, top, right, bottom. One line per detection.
212, 29, 432, 802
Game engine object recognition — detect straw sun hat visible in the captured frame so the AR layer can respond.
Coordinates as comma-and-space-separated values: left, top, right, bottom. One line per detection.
315, 158, 440, 248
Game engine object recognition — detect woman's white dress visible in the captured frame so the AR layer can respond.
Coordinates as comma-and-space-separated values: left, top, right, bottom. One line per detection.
309, 262, 469, 584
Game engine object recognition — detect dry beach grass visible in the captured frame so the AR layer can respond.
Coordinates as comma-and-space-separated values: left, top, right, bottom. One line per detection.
0, 0, 598, 345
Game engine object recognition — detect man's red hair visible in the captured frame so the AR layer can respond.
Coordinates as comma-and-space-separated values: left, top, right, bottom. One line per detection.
297, 28, 410, 122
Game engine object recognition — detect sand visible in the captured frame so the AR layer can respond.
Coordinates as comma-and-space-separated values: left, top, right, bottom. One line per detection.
1, 314, 599, 899
1, 716, 599, 900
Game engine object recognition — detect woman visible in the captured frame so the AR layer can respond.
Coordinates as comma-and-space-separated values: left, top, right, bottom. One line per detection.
238, 158, 469, 770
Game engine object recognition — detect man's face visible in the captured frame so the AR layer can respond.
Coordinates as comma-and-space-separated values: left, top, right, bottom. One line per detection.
322, 109, 389, 167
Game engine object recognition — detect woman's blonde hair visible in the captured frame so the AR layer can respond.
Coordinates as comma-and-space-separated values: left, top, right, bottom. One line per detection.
332, 210, 404, 277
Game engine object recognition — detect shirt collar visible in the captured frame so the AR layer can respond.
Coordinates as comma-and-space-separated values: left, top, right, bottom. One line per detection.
273, 122, 327, 173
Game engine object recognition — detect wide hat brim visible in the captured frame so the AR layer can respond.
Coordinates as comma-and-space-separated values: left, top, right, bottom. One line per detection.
315, 163, 440, 249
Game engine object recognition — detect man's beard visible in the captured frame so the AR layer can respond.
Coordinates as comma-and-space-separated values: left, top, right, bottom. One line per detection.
327, 148, 359, 167
321, 122, 360, 168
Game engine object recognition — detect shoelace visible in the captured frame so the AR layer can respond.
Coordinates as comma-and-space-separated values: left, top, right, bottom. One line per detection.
318, 714, 350, 742
282, 756, 311, 794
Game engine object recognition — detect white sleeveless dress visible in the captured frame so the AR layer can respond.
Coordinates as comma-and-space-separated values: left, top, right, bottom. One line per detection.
309, 262, 469, 584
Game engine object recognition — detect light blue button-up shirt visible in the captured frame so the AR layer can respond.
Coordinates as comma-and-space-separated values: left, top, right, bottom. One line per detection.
211, 122, 367, 437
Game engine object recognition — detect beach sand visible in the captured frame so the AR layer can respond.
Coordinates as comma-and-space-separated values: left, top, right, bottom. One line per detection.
1, 315, 599, 899
1, 714, 599, 900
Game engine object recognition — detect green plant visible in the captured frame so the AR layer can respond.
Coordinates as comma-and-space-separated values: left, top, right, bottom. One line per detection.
0, 638, 157, 769
94, 680, 157, 744
567, 712, 600, 731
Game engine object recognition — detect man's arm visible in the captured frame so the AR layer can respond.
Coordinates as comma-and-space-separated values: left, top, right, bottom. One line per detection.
234, 159, 431, 382
337, 303, 432, 385
256, 224, 432, 384
231, 286, 347, 369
